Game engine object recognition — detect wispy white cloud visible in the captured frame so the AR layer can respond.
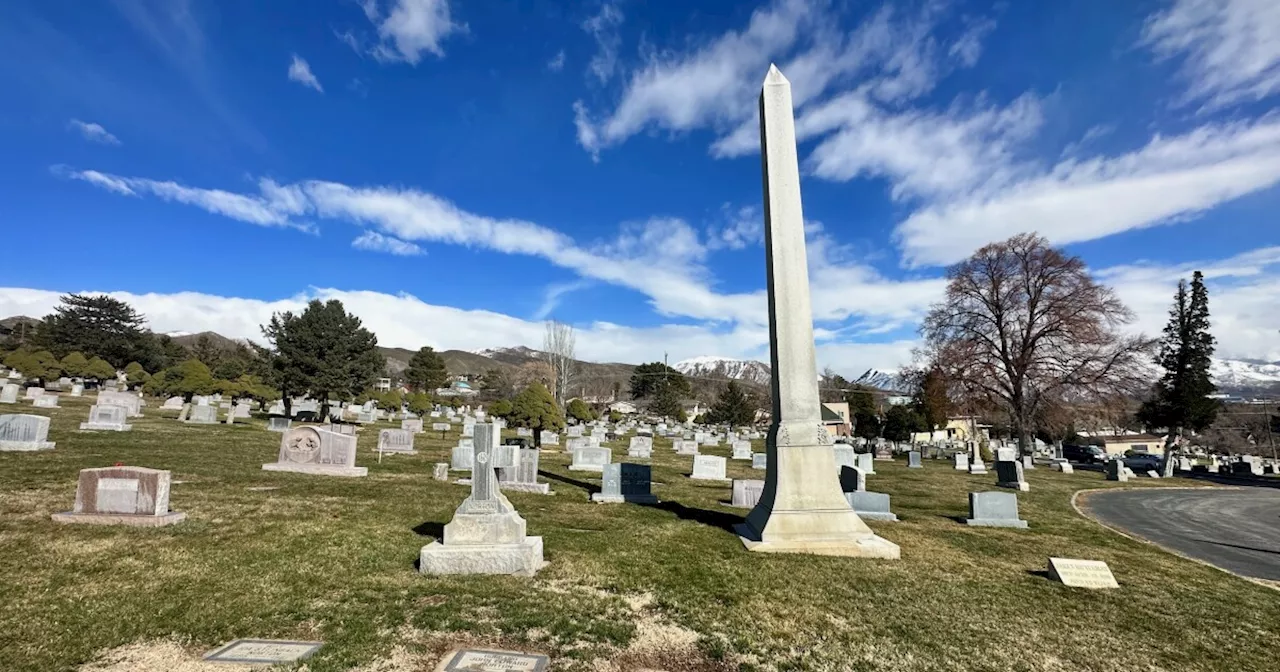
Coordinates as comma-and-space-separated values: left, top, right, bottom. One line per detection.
57, 167, 134, 195
287, 54, 323, 92
576, 1, 982, 158
705, 205, 764, 251
582, 1, 624, 83
547, 49, 566, 73
335, 28, 362, 53
363, 0, 465, 64
895, 115, 1280, 266
351, 230, 423, 256
58, 167, 310, 229
62, 168, 948, 339
605, 0, 1279, 278
948, 17, 995, 67
1141, 0, 1280, 110
801, 90, 1043, 200
68, 119, 121, 145
533, 280, 592, 320
573, 0, 815, 156
1098, 246, 1280, 361
110, 0, 267, 152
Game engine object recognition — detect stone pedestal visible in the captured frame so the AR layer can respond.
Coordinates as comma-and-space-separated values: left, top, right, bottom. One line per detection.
263, 426, 367, 477
996, 460, 1029, 492
730, 479, 765, 509
845, 491, 898, 522
592, 463, 657, 504
0, 414, 56, 451
736, 66, 898, 561
80, 404, 133, 431
52, 466, 186, 527
421, 422, 544, 576
498, 447, 550, 495
963, 491, 1027, 528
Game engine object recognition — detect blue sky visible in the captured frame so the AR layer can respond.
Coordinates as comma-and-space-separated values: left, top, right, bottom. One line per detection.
1, 0, 1278, 375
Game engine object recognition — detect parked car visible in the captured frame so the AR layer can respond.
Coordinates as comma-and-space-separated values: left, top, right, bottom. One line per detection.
1123, 451, 1164, 472
1062, 444, 1107, 463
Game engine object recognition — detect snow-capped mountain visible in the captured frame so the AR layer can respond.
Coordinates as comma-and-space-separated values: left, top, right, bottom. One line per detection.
473, 345, 543, 360
673, 356, 772, 385
852, 368, 905, 392
1210, 358, 1280, 391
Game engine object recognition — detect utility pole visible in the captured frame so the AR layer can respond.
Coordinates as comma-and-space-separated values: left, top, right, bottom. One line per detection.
1267, 407, 1277, 461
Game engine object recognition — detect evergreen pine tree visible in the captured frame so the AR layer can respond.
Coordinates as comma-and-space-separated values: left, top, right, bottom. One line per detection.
36, 294, 150, 366
260, 300, 384, 418
708, 381, 755, 427
405, 347, 449, 392
566, 398, 593, 423
649, 383, 683, 420
1137, 271, 1219, 476
629, 362, 689, 399
847, 387, 882, 439
509, 383, 565, 448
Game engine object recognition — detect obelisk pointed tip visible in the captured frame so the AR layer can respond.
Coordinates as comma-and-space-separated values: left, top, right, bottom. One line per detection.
764, 64, 788, 86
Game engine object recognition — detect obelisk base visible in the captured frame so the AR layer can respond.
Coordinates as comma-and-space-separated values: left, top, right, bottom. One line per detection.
735, 518, 900, 559
738, 439, 901, 559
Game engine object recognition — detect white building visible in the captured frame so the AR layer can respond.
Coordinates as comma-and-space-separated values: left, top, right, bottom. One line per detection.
435, 380, 478, 398
609, 401, 637, 415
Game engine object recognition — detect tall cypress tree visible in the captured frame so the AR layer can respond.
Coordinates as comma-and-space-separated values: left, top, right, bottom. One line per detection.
1138, 271, 1219, 475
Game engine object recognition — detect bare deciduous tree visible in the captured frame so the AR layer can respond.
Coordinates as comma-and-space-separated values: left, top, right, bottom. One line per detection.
543, 320, 575, 405
921, 233, 1152, 455
514, 360, 555, 392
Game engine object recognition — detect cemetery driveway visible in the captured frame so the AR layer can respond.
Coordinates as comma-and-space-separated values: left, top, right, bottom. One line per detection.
1084, 487, 1280, 582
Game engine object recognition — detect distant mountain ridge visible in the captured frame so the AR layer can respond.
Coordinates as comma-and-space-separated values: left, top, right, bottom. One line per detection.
853, 368, 905, 392
673, 356, 772, 385
1209, 358, 1280, 396
167, 331, 246, 352
0, 316, 41, 336
5, 315, 1276, 397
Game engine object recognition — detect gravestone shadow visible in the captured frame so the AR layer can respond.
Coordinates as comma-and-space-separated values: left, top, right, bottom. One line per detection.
1025, 569, 1051, 581
638, 500, 743, 535
412, 521, 445, 539
1183, 472, 1280, 490
1184, 537, 1280, 556
539, 470, 600, 494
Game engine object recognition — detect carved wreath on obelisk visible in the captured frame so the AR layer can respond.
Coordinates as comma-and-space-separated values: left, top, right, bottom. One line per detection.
283, 428, 321, 463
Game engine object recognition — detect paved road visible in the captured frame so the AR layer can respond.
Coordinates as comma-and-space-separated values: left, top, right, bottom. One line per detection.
1084, 488, 1280, 581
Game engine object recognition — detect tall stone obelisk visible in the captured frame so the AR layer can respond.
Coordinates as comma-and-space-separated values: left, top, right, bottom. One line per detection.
736, 65, 900, 559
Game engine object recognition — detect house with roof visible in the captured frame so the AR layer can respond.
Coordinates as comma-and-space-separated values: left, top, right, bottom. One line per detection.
822, 402, 851, 437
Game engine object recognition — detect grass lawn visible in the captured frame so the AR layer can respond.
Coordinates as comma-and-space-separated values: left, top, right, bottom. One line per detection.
1, 396, 1278, 671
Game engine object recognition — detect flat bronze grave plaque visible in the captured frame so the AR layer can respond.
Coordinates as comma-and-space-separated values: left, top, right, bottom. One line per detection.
440, 648, 550, 672
204, 639, 323, 664
1048, 557, 1118, 589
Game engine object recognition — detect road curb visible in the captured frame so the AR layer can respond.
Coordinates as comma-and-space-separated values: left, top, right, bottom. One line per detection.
1072, 486, 1279, 592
